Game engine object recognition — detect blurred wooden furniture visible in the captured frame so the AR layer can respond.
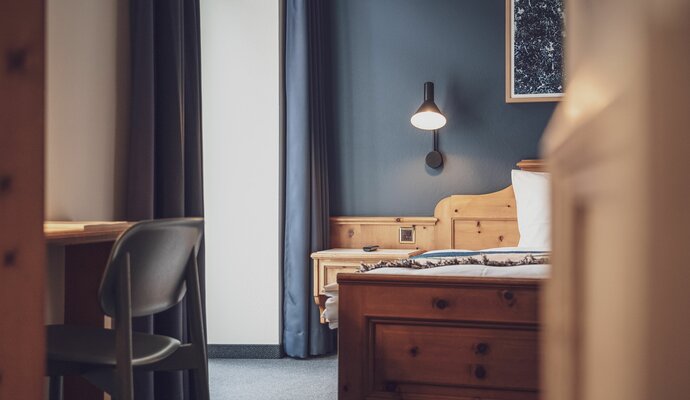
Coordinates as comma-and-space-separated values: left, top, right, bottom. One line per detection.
45, 221, 132, 400
311, 248, 424, 320
541, 1, 690, 399
0, 1, 46, 399
337, 161, 547, 399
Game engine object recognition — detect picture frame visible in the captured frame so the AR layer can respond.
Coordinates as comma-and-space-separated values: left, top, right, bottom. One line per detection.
505, 0, 565, 103
399, 227, 416, 244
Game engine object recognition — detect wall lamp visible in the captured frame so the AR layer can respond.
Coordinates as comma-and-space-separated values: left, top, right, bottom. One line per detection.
411, 81, 446, 169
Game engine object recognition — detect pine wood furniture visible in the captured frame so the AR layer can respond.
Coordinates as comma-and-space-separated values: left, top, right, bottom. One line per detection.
339, 274, 541, 400
330, 217, 438, 251
311, 248, 424, 321
330, 160, 544, 251
337, 160, 546, 399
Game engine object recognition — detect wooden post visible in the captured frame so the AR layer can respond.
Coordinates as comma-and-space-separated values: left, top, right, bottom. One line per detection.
0, 1, 46, 399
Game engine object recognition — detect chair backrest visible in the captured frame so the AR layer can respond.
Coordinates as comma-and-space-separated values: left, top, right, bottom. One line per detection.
98, 218, 204, 318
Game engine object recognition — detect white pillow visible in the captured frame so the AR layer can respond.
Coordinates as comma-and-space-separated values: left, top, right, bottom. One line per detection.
511, 170, 551, 249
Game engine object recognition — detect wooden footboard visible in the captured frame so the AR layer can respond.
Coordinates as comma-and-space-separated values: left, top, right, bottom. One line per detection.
338, 273, 542, 400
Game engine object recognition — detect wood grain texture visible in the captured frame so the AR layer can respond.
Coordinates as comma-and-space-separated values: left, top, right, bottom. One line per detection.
453, 219, 520, 249
337, 274, 542, 399
434, 186, 519, 250
311, 249, 423, 321
330, 218, 437, 251
311, 248, 425, 260
0, 1, 46, 399
45, 221, 132, 245
330, 160, 546, 252
330, 217, 437, 226
334, 160, 547, 399
374, 323, 538, 391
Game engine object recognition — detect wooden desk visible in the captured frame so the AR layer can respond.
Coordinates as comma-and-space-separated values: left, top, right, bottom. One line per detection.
45, 221, 131, 245
45, 221, 132, 400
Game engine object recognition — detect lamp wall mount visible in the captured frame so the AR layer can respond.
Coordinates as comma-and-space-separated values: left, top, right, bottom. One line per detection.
425, 129, 443, 169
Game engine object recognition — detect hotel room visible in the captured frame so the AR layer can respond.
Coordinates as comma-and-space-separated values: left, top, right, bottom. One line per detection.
1, 0, 689, 400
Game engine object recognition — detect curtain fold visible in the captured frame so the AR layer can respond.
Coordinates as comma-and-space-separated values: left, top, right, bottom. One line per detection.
127, 0, 205, 398
283, 0, 337, 358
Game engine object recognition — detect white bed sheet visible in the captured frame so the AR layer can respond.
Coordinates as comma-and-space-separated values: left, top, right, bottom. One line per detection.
322, 248, 550, 329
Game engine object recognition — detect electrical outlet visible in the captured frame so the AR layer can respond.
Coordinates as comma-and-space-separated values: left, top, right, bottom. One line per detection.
399, 227, 415, 244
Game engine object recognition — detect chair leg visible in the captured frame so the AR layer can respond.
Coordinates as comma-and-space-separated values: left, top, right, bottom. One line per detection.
192, 364, 210, 400
115, 254, 134, 400
48, 376, 63, 400
187, 253, 210, 400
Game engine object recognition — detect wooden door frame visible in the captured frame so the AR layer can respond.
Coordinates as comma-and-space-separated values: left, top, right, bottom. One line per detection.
0, 1, 46, 399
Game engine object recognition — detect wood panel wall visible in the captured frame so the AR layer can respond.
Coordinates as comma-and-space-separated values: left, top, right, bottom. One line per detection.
330, 217, 437, 250
0, 2, 46, 399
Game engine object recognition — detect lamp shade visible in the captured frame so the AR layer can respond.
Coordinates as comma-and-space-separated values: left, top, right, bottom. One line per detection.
411, 82, 446, 130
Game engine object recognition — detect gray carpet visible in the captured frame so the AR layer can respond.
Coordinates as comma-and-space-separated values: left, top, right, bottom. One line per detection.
209, 356, 337, 400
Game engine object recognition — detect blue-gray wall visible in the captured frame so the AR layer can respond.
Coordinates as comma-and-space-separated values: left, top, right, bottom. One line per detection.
327, 0, 556, 216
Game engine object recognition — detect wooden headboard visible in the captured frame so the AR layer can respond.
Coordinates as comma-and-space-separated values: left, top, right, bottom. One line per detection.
330, 159, 547, 251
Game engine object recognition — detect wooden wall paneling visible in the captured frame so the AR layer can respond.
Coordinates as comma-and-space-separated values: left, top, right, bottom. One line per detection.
329, 217, 437, 250
0, 1, 46, 400
330, 160, 546, 251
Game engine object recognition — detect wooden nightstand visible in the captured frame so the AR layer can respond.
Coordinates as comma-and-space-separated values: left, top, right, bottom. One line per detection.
311, 248, 424, 320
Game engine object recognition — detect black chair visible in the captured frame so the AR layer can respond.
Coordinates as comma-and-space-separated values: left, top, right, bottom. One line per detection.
46, 218, 209, 400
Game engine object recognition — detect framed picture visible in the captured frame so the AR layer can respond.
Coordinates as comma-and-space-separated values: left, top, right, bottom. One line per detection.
399, 227, 416, 244
506, 0, 565, 103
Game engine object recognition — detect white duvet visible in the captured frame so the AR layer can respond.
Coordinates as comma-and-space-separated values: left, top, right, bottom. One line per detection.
322, 247, 550, 329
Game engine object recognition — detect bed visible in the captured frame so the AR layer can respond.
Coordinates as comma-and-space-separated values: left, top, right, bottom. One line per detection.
335, 160, 549, 399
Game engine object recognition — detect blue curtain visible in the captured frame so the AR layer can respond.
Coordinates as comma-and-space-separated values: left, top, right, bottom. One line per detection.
283, 0, 337, 358
127, 0, 205, 398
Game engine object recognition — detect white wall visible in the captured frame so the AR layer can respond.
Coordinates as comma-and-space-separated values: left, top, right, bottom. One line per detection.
201, 1, 281, 344
46, 0, 129, 222
45, 0, 129, 324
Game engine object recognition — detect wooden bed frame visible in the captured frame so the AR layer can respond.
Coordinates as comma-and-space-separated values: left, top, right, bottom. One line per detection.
337, 160, 546, 400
